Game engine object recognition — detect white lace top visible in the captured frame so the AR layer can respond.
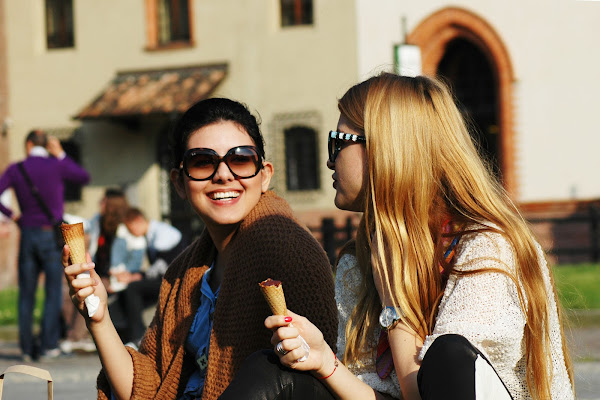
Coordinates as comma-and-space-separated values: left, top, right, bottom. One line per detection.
336, 254, 402, 398
335, 228, 574, 400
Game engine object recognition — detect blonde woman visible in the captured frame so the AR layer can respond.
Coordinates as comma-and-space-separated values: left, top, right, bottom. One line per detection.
222, 73, 575, 400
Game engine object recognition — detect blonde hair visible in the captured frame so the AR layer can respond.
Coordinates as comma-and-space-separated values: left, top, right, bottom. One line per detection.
338, 73, 573, 398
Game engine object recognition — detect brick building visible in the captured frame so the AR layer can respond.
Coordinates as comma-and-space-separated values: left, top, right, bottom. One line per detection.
0, 0, 19, 287
1, 1, 599, 283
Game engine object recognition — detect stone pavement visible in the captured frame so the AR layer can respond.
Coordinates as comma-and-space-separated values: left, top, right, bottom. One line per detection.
567, 324, 600, 399
1, 325, 599, 399
0, 339, 99, 399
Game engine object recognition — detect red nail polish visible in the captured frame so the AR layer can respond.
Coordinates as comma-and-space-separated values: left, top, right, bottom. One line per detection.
284, 316, 292, 323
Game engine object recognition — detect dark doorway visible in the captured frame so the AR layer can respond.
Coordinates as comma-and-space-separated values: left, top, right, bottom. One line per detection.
61, 138, 83, 201
437, 38, 501, 178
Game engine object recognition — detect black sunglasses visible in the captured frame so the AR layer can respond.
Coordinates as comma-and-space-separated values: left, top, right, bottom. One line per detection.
328, 130, 366, 163
180, 146, 263, 181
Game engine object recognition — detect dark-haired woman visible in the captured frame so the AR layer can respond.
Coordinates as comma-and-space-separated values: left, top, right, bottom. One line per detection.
62, 98, 338, 400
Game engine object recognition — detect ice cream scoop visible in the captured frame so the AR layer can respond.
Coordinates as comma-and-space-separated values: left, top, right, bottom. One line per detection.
259, 278, 287, 316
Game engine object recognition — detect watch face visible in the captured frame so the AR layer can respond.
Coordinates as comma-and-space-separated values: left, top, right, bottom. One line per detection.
379, 307, 399, 328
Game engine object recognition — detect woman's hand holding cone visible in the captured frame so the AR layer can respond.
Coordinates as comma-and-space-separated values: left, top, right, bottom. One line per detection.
62, 245, 107, 323
265, 310, 332, 375
61, 223, 102, 317
259, 279, 312, 363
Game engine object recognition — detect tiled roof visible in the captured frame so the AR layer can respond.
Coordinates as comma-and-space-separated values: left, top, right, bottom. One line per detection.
74, 63, 228, 119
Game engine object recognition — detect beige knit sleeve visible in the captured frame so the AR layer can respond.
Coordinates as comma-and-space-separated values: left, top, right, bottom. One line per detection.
419, 230, 527, 397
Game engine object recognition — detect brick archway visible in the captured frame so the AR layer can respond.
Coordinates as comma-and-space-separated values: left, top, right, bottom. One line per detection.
407, 7, 517, 197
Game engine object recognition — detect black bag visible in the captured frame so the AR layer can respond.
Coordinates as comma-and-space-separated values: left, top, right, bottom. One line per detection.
17, 162, 66, 249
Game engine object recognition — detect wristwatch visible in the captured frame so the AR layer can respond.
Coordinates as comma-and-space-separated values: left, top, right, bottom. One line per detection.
379, 306, 402, 329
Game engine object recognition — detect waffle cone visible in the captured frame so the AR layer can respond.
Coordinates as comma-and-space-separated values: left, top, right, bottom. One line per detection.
259, 279, 287, 315
61, 222, 86, 264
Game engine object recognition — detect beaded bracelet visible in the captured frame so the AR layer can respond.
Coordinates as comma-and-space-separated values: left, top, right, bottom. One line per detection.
318, 352, 339, 380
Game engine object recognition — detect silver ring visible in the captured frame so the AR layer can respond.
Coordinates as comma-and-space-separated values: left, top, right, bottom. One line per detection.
276, 341, 288, 356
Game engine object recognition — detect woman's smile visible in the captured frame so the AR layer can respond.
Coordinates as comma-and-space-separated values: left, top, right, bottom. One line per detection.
208, 190, 241, 201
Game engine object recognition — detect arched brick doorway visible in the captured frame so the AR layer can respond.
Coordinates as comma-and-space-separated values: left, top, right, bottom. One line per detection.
407, 7, 517, 197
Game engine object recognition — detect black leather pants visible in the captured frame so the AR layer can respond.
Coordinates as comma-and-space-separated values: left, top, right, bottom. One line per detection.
418, 334, 513, 400
218, 350, 335, 400
219, 334, 512, 400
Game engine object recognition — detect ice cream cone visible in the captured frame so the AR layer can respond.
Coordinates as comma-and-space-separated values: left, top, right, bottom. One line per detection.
61, 222, 86, 264
61, 222, 100, 317
259, 278, 287, 315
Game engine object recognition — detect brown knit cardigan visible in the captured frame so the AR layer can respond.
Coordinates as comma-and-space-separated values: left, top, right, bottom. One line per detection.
97, 191, 338, 400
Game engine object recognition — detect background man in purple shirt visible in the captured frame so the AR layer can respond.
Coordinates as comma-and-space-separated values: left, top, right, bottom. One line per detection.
0, 129, 90, 361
